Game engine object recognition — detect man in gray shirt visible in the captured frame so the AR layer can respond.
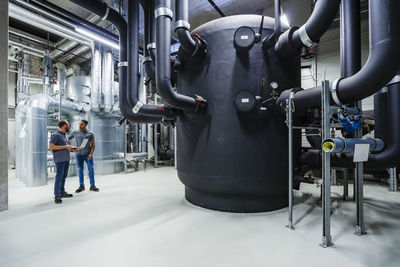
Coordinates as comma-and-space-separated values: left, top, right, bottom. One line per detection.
68, 119, 99, 193
49, 120, 75, 204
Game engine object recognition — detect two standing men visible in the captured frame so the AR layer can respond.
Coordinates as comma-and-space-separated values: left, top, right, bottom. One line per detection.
49, 120, 99, 204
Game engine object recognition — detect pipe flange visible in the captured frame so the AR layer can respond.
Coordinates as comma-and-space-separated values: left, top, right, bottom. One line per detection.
101, 6, 110, 21
147, 43, 156, 50
330, 78, 344, 107
388, 74, 400, 86
155, 7, 173, 19
132, 101, 144, 114
143, 57, 152, 64
298, 25, 318, 48
118, 61, 128, 67
175, 20, 190, 31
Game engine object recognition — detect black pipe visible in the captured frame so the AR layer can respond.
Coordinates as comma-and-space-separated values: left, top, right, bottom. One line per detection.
69, 0, 168, 123
31, 0, 120, 42
340, 0, 361, 78
207, 0, 225, 17
262, 0, 281, 49
277, 0, 400, 113
143, 0, 156, 82
175, 0, 206, 57
155, 0, 207, 112
274, 0, 341, 58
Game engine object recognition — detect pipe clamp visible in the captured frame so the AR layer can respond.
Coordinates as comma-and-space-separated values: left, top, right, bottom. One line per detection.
143, 57, 152, 64
330, 78, 344, 107
175, 20, 190, 31
147, 43, 156, 50
388, 74, 400, 86
101, 6, 110, 21
155, 7, 173, 19
298, 25, 318, 48
132, 101, 144, 114
118, 61, 128, 67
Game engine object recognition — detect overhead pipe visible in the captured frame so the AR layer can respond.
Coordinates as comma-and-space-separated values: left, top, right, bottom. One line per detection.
9, 2, 92, 47
29, 0, 119, 43
262, 0, 281, 49
155, 0, 207, 112
69, 0, 170, 123
274, 0, 341, 59
175, 0, 207, 57
277, 0, 400, 113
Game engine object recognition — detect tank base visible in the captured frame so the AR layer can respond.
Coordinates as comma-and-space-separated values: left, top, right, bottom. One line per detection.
185, 187, 288, 213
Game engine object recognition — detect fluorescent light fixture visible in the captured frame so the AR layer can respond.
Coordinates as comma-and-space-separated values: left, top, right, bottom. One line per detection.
75, 27, 120, 50
281, 14, 290, 27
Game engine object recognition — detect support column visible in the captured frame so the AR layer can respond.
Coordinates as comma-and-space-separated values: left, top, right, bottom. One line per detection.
0, 1, 9, 211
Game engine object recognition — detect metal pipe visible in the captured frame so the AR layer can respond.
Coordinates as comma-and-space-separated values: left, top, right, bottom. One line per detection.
29, 0, 119, 42
322, 138, 384, 153
102, 50, 114, 113
9, 27, 54, 47
8, 40, 46, 54
9, 2, 92, 47
91, 46, 102, 112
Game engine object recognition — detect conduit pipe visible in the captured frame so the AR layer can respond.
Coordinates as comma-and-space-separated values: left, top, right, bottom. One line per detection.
69, 0, 168, 123
9, 2, 92, 47
175, 0, 206, 57
275, 0, 341, 58
155, 0, 207, 112
322, 138, 384, 153
277, 0, 400, 113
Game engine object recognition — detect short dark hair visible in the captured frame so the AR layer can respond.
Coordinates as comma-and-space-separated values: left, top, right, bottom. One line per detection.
58, 120, 69, 128
81, 120, 88, 125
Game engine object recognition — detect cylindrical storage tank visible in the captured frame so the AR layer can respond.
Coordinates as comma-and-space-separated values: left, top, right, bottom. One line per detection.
176, 15, 301, 212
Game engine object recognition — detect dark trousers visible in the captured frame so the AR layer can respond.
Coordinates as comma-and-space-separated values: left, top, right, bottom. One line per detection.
54, 161, 70, 197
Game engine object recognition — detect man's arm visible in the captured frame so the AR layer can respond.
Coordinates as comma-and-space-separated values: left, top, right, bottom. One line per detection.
88, 139, 95, 160
49, 143, 73, 151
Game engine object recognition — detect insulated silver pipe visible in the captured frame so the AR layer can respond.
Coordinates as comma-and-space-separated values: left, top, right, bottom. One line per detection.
9, 2, 92, 47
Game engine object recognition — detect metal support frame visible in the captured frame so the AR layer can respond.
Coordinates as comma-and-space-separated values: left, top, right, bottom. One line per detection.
331, 169, 337, 186
343, 168, 349, 200
354, 101, 366, 236
153, 94, 158, 167
123, 120, 127, 172
389, 168, 398, 192
321, 80, 333, 247
286, 91, 295, 230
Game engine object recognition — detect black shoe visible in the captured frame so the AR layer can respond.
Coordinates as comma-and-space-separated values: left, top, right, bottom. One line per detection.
60, 191, 73, 198
55, 197, 62, 204
90, 185, 99, 192
75, 186, 85, 193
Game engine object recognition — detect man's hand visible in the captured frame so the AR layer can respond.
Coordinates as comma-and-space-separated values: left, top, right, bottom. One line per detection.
65, 145, 74, 151
88, 153, 93, 160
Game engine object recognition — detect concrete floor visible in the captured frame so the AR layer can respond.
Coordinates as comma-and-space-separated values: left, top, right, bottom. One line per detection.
0, 167, 400, 267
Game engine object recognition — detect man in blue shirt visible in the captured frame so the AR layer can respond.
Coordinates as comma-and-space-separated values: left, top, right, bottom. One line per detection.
69, 120, 99, 193
49, 120, 75, 204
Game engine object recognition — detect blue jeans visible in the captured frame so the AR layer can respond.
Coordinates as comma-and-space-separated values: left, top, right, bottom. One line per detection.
76, 155, 95, 187
54, 161, 70, 197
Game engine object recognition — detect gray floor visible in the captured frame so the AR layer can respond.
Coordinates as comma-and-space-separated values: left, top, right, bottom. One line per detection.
1, 167, 400, 267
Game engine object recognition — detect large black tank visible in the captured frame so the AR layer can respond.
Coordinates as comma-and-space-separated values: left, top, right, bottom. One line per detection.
176, 15, 301, 212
